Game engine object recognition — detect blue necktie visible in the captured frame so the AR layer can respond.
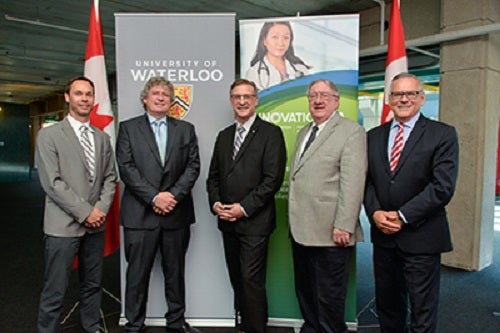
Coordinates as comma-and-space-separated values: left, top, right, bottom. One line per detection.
153, 120, 167, 164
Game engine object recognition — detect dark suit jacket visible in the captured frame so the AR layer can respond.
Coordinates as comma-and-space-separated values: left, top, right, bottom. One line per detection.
206, 116, 287, 236
364, 115, 459, 254
116, 114, 200, 230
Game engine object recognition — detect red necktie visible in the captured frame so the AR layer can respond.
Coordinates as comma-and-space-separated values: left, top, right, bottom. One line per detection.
389, 122, 404, 172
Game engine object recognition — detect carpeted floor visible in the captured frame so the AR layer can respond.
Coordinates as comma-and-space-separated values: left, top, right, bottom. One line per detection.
0, 173, 499, 332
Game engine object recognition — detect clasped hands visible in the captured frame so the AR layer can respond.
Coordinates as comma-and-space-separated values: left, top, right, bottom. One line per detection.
372, 210, 403, 235
213, 202, 244, 222
84, 207, 106, 228
153, 192, 177, 215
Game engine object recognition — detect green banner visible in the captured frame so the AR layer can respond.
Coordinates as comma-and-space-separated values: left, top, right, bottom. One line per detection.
240, 16, 360, 327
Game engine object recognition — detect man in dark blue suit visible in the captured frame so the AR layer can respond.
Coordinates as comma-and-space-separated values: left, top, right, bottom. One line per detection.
206, 79, 286, 333
364, 73, 459, 333
116, 77, 200, 333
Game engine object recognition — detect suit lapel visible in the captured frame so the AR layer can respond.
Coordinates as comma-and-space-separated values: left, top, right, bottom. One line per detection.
164, 117, 177, 168
295, 112, 340, 169
221, 124, 237, 172
61, 118, 88, 169
137, 114, 163, 166
233, 117, 260, 163
291, 125, 308, 175
90, 124, 102, 179
380, 122, 392, 176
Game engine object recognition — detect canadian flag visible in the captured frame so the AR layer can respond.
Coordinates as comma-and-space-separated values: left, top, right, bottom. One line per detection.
84, 0, 120, 257
381, 0, 408, 124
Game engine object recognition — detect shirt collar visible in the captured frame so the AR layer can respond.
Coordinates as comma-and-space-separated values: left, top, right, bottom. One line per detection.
391, 112, 420, 130
313, 111, 336, 131
235, 113, 257, 132
67, 114, 93, 133
147, 113, 168, 125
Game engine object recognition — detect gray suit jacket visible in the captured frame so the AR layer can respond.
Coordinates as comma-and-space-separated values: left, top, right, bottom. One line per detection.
288, 112, 367, 246
35, 117, 117, 237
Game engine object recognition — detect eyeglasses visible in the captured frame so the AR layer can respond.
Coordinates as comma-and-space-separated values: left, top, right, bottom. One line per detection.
389, 90, 422, 101
307, 92, 339, 100
230, 94, 256, 101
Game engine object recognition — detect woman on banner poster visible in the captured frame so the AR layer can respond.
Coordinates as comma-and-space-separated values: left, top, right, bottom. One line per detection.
245, 21, 311, 91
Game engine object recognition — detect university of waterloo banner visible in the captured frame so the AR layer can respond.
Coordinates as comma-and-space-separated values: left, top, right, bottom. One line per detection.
115, 13, 236, 324
240, 15, 360, 327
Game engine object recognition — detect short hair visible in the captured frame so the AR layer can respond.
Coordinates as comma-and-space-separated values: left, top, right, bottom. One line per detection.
230, 79, 258, 95
140, 76, 175, 110
390, 72, 424, 91
64, 76, 95, 95
306, 79, 339, 95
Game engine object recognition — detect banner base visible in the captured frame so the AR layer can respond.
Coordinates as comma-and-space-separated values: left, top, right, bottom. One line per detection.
119, 316, 358, 331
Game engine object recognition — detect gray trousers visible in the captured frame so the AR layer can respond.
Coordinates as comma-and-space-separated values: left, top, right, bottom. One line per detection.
37, 232, 104, 333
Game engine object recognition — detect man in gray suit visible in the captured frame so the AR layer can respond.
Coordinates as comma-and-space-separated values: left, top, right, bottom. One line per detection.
288, 79, 367, 333
36, 76, 117, 333
116, 77, 200, 333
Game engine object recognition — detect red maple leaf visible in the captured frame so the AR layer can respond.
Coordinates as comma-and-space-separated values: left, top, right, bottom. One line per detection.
89, 104, 113, 131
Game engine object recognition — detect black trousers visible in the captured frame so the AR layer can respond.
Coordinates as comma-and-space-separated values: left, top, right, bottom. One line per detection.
123, 226, 190, 332
222, 232, 270, 333
292, 239, 353, 333
373, 246, 441, 333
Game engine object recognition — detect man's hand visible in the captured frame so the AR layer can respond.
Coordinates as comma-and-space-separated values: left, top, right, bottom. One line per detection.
214, 202, 244, 222
372, 210, 403, 234
153, 205, 167, 215
333, 228, 352, 247
153, 192, 177, 215
84, 207, 106, 228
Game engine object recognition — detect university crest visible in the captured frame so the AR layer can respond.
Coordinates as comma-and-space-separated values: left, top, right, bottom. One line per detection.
169, 85, 193, 119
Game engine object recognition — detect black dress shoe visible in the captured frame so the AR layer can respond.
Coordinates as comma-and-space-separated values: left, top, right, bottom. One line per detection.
166, 323, 202, 333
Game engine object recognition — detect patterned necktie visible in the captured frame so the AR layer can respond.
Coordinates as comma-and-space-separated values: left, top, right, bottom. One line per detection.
79, 125, 95, 180
233, 126, 246, 160
300, 125, 318, 160
153, 120, 167, 164
389, 122, 404, 172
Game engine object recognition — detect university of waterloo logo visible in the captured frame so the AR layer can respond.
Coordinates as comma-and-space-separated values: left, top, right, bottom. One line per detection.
169, 85, 193, 120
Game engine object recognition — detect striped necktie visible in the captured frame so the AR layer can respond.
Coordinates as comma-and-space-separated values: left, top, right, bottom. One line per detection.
389, 122, 404, 172
233, 126, 245, 160
79, 125, 95, 180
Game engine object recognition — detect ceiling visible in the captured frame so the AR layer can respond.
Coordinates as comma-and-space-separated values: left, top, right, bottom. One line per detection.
0, 0, 385, 105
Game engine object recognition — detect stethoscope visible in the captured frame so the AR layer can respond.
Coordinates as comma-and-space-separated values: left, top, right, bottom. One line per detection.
257, 59, 304, 89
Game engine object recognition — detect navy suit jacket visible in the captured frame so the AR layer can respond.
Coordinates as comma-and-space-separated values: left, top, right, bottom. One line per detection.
364, 115, 459, 254
116, 114, 200, 230
206, 116, 287, 236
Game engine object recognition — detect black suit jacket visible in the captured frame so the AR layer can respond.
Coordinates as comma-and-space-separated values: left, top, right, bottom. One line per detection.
116, 114, 200, 230
364, 115, 459, 254
206, 116, 287, 236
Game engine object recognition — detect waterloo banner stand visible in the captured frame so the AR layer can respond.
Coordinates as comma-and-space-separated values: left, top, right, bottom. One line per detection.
115, 13, 236, 326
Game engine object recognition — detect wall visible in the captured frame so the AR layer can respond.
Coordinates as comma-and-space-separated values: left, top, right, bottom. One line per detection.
0, 103, 31, 182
